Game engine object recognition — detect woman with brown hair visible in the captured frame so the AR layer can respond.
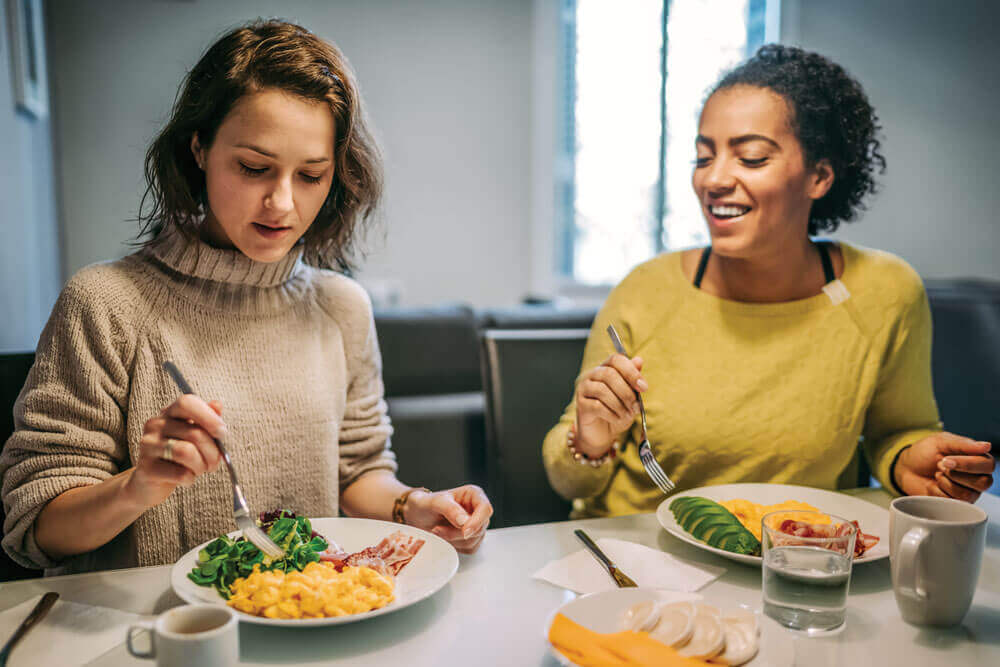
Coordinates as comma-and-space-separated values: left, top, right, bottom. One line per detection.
1, 19, 491, 574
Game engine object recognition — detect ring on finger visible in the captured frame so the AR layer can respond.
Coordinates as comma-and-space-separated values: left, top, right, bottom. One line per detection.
162, 437, 182, 462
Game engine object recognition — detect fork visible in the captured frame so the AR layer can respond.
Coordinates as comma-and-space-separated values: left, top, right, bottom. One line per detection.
605, 325, 676, 494
162, 361, 285, 559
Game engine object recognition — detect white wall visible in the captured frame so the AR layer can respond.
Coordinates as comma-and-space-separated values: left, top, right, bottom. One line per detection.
784, 0, 1000, 279
47, 0, 532, 308
42, 0, 1000, 323
0, 0, 61, 352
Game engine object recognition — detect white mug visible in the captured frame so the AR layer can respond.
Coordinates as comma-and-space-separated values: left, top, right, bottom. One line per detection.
889, 496, 987, 627
126, 604, 238, 667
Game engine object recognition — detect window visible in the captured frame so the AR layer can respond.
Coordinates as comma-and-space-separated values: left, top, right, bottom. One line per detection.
556, 0, 771, 286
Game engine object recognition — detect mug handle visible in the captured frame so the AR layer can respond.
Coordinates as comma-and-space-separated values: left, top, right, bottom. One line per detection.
896, 526, 929, 600
126, 620, 156, 659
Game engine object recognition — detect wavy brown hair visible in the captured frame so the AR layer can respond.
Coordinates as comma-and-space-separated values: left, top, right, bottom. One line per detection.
137, 19, 382, 272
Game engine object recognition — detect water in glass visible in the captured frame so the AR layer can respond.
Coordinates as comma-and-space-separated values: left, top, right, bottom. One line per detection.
760, 510, 856, 635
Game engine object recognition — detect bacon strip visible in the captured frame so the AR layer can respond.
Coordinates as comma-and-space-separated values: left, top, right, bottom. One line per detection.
317, 531, 426, 577
777, 519, 880, 558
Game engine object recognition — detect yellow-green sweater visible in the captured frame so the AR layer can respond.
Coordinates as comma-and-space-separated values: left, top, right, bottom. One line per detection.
542, 243, 941, 518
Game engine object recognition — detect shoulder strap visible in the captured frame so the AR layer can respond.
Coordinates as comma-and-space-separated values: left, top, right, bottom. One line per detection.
815, 240, 836, 285
693, 246, 711, 289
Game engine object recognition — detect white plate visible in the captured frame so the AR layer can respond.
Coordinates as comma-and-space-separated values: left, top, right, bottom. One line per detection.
545, 589, 703, 666
171, 517, 458, 627
656, 483, 890, 566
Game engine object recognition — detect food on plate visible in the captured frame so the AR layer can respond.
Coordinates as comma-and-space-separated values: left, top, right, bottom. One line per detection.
620, 602, 758, 665
718, 499, 830, 541
670, 496, 881, 559
228, 561, 394, 619
668, 497, 762, 556
187, 510, 328, 596
187, 508, 427, 618
775, 518, 880, 558
547, 601, 760, 666
549, 612, 715, 666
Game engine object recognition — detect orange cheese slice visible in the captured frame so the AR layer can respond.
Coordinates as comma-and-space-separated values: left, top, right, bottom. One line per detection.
548, 613, 712, 667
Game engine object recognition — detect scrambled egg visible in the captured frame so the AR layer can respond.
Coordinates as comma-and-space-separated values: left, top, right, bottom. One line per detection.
227, 562, 394, 619
719, 499, 831, 540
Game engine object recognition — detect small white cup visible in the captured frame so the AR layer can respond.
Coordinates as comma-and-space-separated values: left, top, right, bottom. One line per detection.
126, 604, 238, 667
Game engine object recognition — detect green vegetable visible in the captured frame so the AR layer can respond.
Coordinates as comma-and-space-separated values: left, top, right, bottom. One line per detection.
669, 496, 761, 556
186, 510, 329, 598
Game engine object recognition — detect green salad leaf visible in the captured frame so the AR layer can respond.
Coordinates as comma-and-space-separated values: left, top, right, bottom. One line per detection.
186, 510, 329, 598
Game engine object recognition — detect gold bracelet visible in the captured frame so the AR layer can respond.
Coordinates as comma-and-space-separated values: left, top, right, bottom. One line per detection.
392, 487, 430, 524
567, 423, 619, 467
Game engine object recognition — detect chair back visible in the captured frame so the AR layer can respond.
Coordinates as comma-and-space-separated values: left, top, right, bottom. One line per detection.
479, 329, 587, 528
0, 352, 39, 580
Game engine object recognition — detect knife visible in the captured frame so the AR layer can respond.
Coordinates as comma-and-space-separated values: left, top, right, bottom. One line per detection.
0, 592, 59, 666
574, 529, 638, 588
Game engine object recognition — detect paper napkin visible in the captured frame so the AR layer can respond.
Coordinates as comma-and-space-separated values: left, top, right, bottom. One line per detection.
533, 537, 725, 594
0, 595, 145, 667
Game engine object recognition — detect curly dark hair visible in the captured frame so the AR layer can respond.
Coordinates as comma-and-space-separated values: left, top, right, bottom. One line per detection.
710, 44, 886, 235
137, 19, 382, 272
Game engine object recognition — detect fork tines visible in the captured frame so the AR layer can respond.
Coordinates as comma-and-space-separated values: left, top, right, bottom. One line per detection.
639, 443, 675, 493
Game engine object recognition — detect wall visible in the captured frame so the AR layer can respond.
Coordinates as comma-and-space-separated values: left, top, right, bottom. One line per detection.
0, 0, 61, 352
46, 0, 532, 308
784, 0, 1000, 279
41, 0, 1000, 322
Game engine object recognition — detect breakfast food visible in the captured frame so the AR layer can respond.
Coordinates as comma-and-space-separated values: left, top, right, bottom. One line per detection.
228, 561, 395, 619
187, 509, 426, 619
547, 602, 759, 666
718, 499, 830, 541
669, 496, 880, 558
668, 497, 762, 556
621, 601, 758, 665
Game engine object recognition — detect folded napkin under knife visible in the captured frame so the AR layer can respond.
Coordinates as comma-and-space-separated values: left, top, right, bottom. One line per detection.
533, 537, 725, 594
0, 595, 144, 667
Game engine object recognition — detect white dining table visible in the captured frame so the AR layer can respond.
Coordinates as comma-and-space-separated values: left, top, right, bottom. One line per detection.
1, 488, 997, 666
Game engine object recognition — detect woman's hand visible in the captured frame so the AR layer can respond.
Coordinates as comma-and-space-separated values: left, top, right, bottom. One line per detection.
122, 395, 227, 509
893, 433, 994, 502
574, 354, 647, 457
403, 485, 492, 554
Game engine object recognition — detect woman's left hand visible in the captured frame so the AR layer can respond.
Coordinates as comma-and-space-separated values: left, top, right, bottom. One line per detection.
894, 432, 994, 502
404, 485, 493, 554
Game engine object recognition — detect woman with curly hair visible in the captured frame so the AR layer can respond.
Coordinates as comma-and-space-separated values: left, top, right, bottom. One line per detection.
544, 45, 994, 517
1, 19, 491, 574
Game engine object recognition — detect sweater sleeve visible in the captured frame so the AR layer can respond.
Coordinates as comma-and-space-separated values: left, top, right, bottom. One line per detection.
335, 283, 397, 492
861, 282, 942, 493
1, 272, 132, 569
542, 274, 647, 501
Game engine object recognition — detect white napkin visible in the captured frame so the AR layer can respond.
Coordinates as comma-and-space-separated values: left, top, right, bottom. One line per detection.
0, 595, 144, 667
533, 537, 725, 594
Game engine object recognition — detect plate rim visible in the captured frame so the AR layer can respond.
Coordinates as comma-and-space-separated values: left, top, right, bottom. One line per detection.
655, 483, 890, 566
170, 516, 459, 627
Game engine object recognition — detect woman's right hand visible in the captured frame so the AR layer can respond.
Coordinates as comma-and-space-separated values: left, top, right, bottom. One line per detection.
574, 353, 647, 458
122, 395, 227, 509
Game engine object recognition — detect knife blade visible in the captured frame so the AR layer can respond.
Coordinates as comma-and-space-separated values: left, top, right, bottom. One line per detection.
574, 529, 638, 588
0, 592, 59, 666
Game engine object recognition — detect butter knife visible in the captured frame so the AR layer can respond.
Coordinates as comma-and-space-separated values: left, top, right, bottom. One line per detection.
0, 592, 59, 666
574, 529, 637, 588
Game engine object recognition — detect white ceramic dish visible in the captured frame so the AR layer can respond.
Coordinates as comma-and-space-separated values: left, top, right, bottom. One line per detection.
545, 588, 703, 666
171, 517, 458, 627
546, 589, 790, 666
656, 483, 890, 566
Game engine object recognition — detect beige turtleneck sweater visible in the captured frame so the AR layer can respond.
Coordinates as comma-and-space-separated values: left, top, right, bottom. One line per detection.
1, 229, 397, 574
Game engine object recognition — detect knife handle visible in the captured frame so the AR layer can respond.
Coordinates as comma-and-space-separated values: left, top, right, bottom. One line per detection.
0, 592, 59, 664
574, 529, 613, 569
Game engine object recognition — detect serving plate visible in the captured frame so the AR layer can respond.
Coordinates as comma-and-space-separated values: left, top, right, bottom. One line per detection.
171, 517, 458, 627
656, 483, 890, 566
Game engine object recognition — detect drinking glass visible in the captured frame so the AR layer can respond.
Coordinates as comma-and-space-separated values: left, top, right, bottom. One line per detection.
761, 509, 857, 635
